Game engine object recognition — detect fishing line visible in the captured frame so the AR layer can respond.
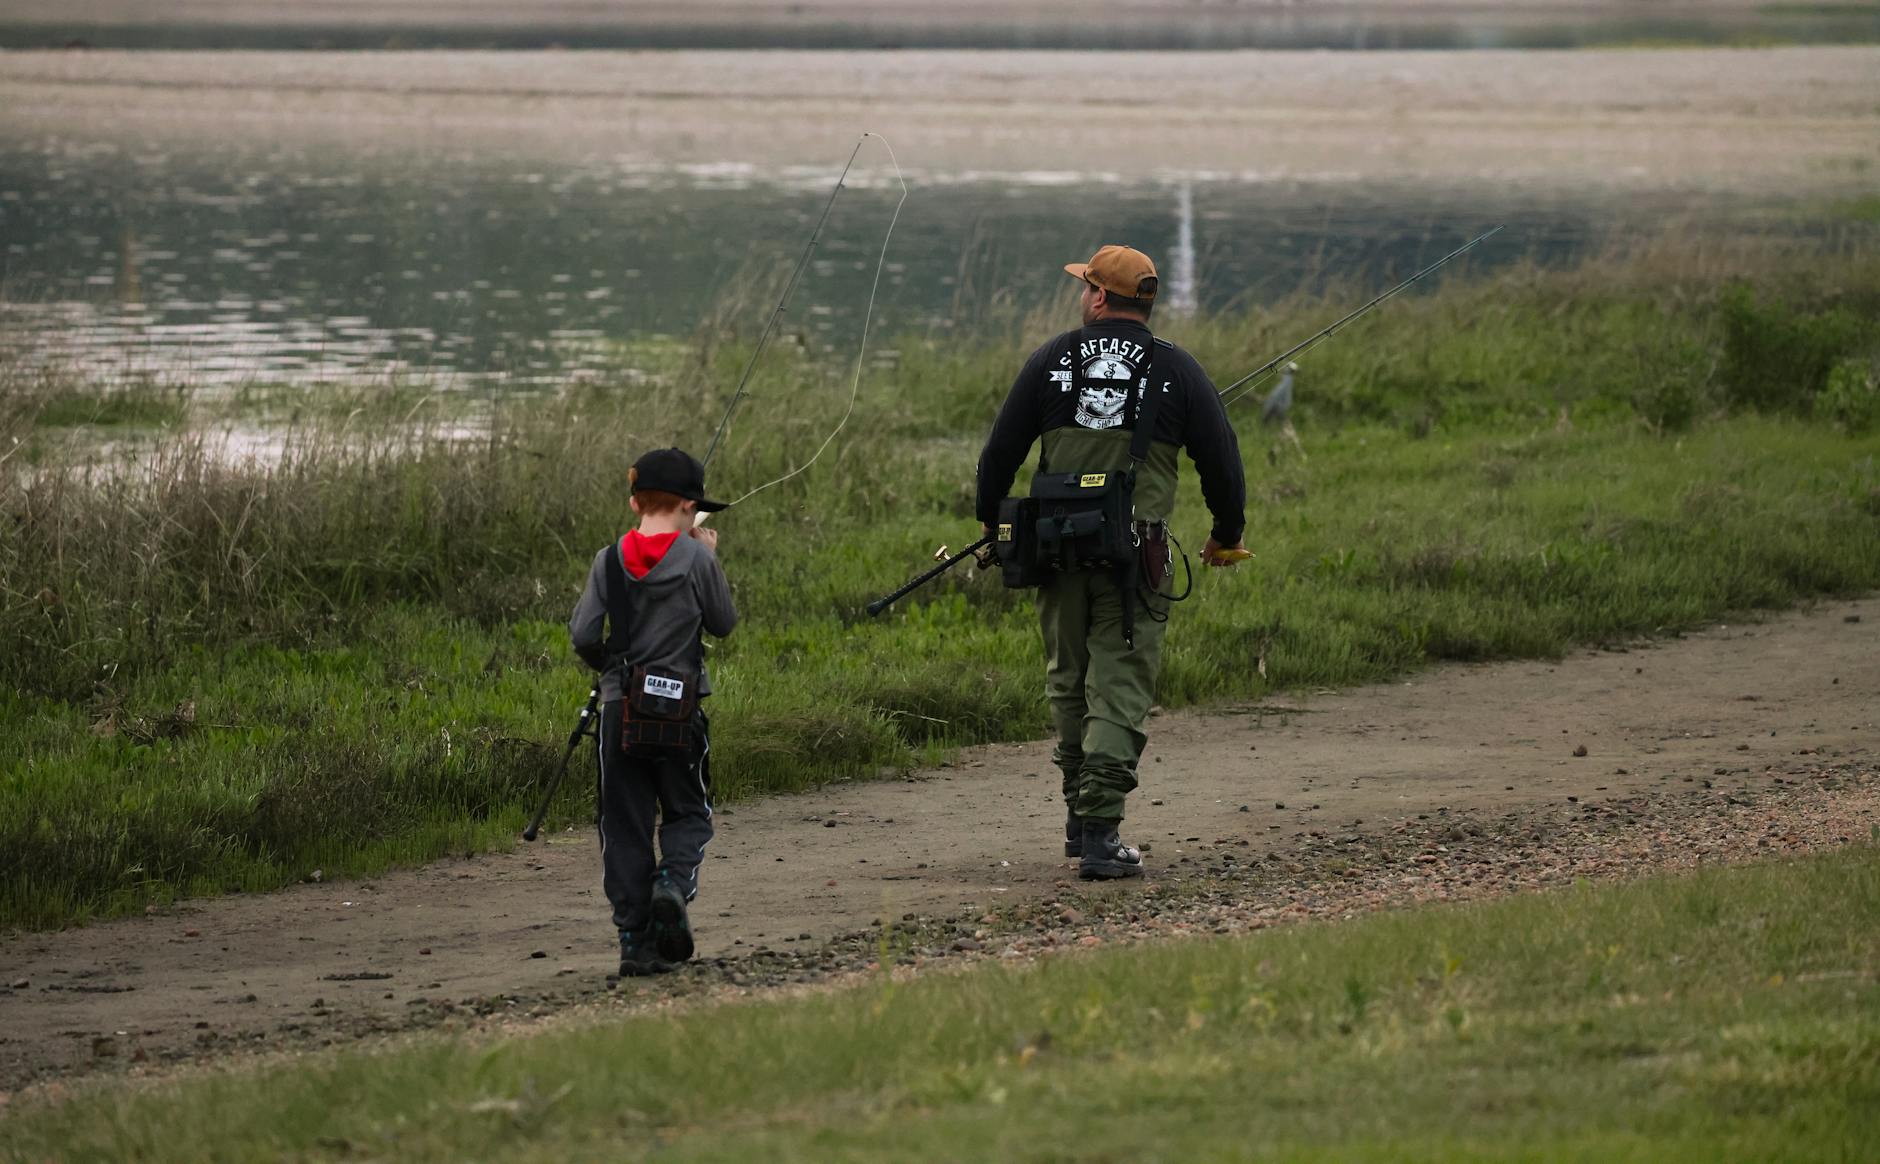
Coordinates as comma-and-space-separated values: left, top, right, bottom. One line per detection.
703, 134, 907, 509
1217, 225, 1503, 411
701, 137, 864, 468
718, 133, 908, 508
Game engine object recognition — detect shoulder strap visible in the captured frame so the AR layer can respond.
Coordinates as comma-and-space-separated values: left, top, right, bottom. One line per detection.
603, 538, 633, 657
1064, 326, 1165, 464
1127, 336, 1169, 467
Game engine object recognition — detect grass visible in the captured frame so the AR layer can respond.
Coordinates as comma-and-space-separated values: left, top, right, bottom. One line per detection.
3, 235, 1880, 930
4, 841, 1875, 1160
25, 385, 188, 431
1827, 193, 1880, 223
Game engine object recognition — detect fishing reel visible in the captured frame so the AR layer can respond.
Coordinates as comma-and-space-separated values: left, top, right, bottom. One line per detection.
932, 542, 998, 570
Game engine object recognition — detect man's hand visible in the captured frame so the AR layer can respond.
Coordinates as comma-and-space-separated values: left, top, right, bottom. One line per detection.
1200, 537, 1251, 567
688, 525, 720, 553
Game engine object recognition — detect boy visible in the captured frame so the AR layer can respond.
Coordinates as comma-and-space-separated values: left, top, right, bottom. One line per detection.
569, 447, 738, 977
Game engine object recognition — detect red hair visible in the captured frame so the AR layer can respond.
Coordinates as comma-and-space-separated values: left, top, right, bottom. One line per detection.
627, 467, 685, 515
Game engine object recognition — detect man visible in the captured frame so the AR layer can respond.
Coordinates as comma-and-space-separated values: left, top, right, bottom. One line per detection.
976, 245, 1247, 880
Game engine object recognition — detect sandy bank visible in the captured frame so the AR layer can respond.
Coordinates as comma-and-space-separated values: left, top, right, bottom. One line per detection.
2, 47, 1876, 191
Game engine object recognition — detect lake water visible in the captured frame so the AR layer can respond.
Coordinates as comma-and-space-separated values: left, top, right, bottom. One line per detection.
0, 136, 1822, 389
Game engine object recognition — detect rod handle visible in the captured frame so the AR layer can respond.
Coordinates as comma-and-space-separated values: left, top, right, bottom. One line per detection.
867, 535, 993, 617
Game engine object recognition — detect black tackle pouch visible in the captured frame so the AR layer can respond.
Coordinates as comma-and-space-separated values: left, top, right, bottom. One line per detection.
995, 495, 1049, 589
1029, 469, 1137, 573
621, 664, 699, 754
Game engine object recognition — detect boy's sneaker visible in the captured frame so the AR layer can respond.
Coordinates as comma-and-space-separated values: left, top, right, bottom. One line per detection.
1077, 820, 1144, 881
1064, 810, 1083, 858
619, 929, 672, 978
649, 871, 695, 964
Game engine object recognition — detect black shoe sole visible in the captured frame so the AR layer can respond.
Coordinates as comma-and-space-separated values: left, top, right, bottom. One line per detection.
1078, 860, 1145, 881
1065, 841, 1082, 858
619, 957, 673, 978
650, 891, 695, 963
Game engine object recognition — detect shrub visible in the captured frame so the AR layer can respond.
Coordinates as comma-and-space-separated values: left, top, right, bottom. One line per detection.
1717, 283, 1873, 413
1630, 339, 1711, 433
1816, 357, 1880, 433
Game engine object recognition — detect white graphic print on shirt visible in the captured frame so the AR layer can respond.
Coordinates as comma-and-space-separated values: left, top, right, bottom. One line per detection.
1074, 350, 1141, 429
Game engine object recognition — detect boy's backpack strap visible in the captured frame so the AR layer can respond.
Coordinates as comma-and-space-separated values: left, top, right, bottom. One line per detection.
603, 538, 634, 658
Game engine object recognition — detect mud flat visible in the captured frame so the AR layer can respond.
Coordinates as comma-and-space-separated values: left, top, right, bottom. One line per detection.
2, 47, 1877, 190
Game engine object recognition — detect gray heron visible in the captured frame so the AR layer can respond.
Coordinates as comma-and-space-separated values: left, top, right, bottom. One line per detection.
1261, 362, 1298, 425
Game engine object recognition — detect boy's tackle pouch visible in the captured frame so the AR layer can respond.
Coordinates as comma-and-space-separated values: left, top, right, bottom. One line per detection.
621, 664, 699, 753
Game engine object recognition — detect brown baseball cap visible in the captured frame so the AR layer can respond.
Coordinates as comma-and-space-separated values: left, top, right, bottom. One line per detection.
1064, 244, 1159, 301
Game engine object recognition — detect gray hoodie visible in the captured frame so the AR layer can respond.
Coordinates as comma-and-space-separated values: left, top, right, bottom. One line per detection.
568, 533, 738, 702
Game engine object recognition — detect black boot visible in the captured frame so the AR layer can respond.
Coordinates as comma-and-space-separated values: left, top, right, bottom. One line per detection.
619, 928, 673, 977
1064, 809, 1083, 858
1078, 820, 1143, 881
649, 870, 695, 964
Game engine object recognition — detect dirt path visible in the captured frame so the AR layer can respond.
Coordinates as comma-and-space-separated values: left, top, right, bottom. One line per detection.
2, 597, 1874, 1091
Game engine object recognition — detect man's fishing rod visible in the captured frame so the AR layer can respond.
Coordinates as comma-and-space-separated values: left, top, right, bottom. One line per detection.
864, 225, 1506, 605
866, 536, 994, 617
1217, 225, 1502, 409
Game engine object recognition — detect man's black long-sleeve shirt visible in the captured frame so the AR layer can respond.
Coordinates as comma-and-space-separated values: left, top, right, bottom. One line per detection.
974, 318, 1246, 547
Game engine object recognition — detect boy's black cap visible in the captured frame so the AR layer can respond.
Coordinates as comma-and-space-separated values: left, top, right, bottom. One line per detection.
632, 447, 728, 512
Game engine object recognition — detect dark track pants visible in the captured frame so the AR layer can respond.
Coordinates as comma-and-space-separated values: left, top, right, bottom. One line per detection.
596, 700, 714, 935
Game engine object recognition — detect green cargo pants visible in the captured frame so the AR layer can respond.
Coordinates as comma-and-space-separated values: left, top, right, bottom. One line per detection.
1037, 567, 1168, 825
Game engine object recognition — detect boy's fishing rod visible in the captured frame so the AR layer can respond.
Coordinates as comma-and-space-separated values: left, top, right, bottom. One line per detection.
701, 136, 866, 468
701, 133, 906, 485
1216, 225, 1503, 410
523, 685, 600, 841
